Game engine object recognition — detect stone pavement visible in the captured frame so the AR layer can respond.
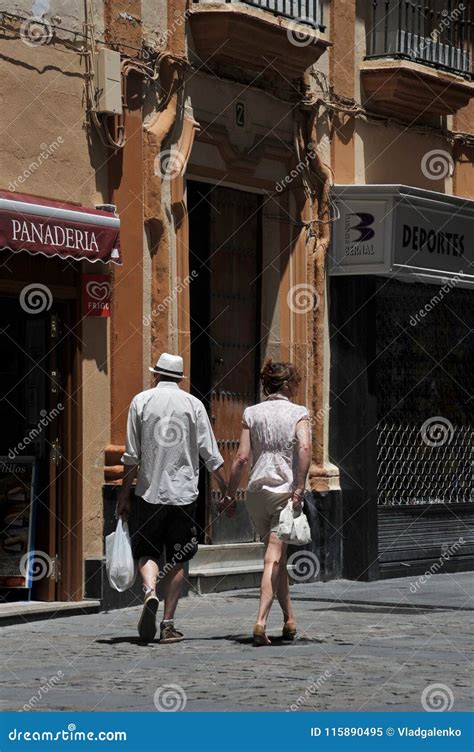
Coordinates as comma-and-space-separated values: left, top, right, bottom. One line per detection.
0, 573, 472, 713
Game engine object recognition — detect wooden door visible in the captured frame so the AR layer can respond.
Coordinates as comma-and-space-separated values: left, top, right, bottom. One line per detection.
188, 182, 262, 544
32, 311, 65, 601
54, 302, 81, 601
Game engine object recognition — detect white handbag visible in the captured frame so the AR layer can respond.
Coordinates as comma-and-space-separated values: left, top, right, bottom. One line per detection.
277, 500, 312, 546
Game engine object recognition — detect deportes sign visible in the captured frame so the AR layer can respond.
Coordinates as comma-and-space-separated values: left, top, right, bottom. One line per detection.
330, 185, 473, 288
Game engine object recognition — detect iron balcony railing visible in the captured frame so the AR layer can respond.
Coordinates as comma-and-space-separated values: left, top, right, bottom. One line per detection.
367, 0, 473, 76
192, 0, 325, 31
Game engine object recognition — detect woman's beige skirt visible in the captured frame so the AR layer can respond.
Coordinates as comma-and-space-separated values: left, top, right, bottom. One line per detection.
246, 489, 292, 538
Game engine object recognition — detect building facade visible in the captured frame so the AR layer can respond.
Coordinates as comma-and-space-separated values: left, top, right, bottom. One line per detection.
0, 0, 472, 605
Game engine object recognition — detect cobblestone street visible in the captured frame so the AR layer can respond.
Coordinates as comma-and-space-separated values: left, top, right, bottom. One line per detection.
0, 573, 472, 713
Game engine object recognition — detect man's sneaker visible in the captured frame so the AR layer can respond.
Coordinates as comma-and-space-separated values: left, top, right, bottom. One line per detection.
137, 593, 159, 642
159, 621, 184, 643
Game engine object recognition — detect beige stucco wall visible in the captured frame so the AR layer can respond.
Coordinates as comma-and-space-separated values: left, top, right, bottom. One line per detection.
81, 306, 111, 560
352, 1, 468, 195
354, 121, 454, 192
184, 69, 314, 378
142, 0, 169, 47
0, 32, 111, 561
0, 0, 104, 35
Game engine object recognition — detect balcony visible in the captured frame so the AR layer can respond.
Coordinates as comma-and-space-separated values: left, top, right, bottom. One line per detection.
361, 0, 474, 119
188, 0, 331, 81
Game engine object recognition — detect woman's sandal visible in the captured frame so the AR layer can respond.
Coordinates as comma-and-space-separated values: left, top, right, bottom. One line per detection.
253, 624, 271, 646
282, 621, 297, 640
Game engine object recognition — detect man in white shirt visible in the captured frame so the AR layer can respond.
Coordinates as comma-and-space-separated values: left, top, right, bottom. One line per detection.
117, 353, 226, 643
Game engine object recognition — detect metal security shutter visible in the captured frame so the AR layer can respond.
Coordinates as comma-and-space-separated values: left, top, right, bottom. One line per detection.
375, 279, 474, 572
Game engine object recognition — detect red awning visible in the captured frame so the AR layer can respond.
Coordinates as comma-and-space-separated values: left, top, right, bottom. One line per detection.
0, 191, 121, 265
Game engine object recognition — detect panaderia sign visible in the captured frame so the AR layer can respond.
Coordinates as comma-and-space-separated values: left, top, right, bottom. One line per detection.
330, 185, 474, 289
0, 191, 121, 265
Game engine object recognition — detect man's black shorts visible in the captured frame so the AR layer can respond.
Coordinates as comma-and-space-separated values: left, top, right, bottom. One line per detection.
132, 498, 198, 563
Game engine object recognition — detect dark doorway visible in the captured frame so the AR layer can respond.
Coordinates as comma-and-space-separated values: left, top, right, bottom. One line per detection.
0, 296, 78, 601
187, 180, 262, 544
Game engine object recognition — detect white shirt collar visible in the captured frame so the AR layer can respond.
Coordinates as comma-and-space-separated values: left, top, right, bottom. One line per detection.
156, 381, 180, 389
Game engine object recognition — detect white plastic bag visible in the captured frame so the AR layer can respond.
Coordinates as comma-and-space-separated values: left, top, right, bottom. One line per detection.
105, 519, 136, 592
277, 501, 312, 546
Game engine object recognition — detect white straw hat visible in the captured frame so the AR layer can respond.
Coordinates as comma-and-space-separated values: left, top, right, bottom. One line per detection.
149, 353, 185, 378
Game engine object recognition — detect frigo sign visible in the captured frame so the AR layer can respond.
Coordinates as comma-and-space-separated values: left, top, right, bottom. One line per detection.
330, 185, 474, 288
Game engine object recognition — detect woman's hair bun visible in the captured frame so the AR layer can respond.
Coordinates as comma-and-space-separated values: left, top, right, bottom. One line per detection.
260, 359, 301, 396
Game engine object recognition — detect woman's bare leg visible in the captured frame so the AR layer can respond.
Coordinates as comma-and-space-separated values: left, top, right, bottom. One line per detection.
276, 546, 295, 624
256, 532, 284, 627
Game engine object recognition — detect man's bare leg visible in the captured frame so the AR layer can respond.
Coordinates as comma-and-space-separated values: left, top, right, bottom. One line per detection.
162, 562, 185, 620
137, 557, 159, 642
159, 563, 186, 643
139, 556, 159, 593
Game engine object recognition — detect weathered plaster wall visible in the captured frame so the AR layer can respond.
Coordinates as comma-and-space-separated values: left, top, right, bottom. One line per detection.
0, 37, 106, 204
0, 31, 110, 561
185, 70, 308, 384
81, 308, 111, 560
354, 121, 454, 192
141, 0, 169, 48
353, 1, 469, 196
0, 0, 104, 36
454, 100, 474, 200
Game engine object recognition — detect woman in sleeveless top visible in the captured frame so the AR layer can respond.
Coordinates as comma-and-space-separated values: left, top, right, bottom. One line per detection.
222, 360, 311, 646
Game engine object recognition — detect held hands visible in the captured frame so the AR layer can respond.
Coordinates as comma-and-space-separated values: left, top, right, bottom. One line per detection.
219, 494, 237, 518
291, 488, 304, 512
